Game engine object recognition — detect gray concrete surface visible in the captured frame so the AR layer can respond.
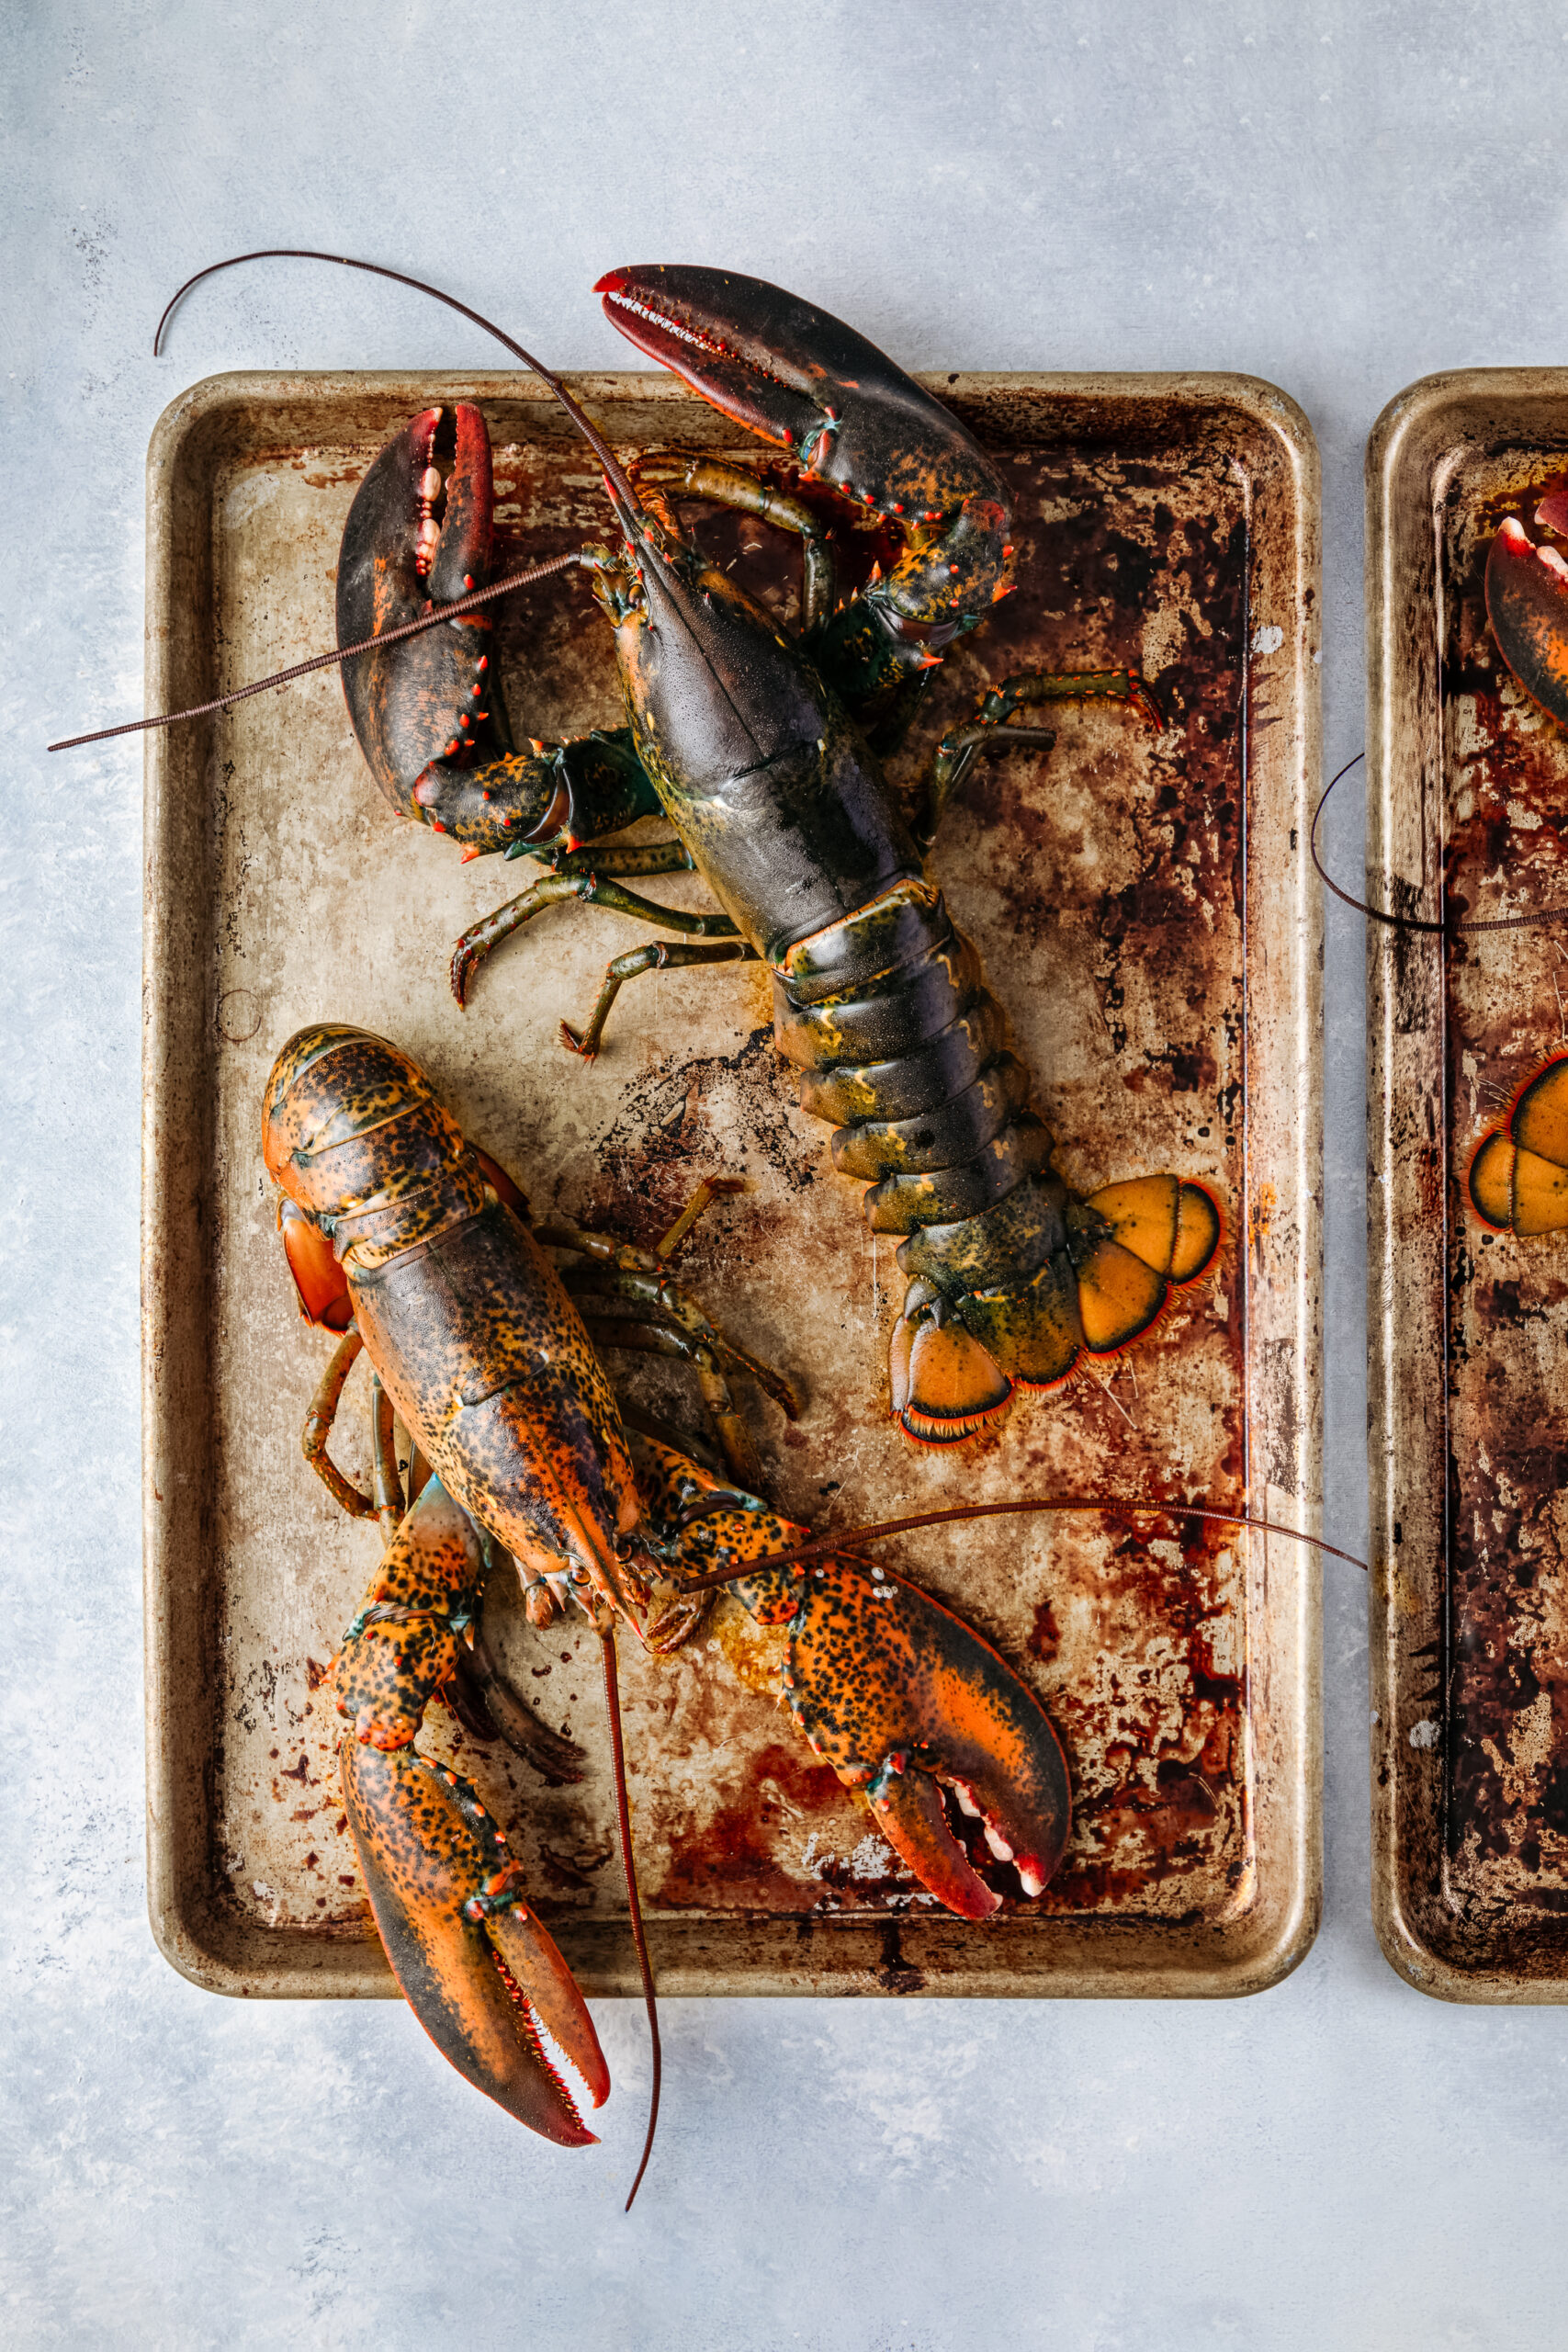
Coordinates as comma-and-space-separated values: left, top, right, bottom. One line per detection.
6, 3, 1567, 2344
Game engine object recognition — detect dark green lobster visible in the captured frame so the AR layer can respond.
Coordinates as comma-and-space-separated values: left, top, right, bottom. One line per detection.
167, 253, 1222, 1447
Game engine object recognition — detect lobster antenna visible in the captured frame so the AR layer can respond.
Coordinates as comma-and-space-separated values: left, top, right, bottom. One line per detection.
1312, 752, 1568, 936
676, 1494, 1370, 1596
47, 550, 582, 753
152, 247, 647, 526
598, 1623, 661, 2214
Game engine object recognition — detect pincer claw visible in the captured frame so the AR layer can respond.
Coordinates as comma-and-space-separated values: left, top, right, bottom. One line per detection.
595, 266, 1012, 660
337, 405, 503, 821
1485, 509, 1568, 728
781, 1560, 1071, 1919
343, 1740, 606, 2144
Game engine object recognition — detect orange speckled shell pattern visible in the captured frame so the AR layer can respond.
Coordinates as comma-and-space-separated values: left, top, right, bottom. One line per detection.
265, 1026, 640, 1609
263, 1023, 486, 1270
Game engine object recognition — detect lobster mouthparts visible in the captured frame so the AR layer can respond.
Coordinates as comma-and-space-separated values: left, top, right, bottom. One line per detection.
785, 1561, 1072, 1917
1485, 509, 1568, 729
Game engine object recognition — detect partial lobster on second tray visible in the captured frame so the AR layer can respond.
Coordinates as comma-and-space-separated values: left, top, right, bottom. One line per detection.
267, 1022, 1073, 2148
334, 266, 1221, 1446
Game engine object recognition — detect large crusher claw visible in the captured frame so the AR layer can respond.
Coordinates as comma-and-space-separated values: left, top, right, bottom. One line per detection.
632, 1436, 1072, 1917
343, 1741, 608, 2143
596, 266, 1014, 666
782, 1561, 1072, 1917
332, 1475, 608, 2144
335, 404, 581, 855
1485, 504, 1568, 729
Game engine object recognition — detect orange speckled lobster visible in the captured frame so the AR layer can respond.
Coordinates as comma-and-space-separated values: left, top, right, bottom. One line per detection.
160, 251, 1221, 1450
265, 1022, 1073, 2161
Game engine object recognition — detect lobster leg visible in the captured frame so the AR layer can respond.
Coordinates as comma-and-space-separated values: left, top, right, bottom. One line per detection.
451, 871, 741, 1009
559, 1263, 799, 1419
300, 1325, 376, 1519
925, 667, 1165, 843
335, 1474, 609, 2143
369, 1374, 403, 1544
560, 938, 759, 1057
568, 1296, 761, 1490
629, 451, 837, 636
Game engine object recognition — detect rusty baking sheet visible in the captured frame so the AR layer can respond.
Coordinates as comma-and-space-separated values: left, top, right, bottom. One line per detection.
1369, 370, 1568, 1999
145, 365, 1321, 2002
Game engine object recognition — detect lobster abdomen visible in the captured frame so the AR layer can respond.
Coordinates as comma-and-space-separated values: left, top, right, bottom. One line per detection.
772, 880, 1220, 1443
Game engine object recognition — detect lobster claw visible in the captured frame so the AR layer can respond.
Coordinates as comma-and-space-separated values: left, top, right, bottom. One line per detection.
783, 1560, 1072, 1918
596, 266, 1012, 651
337, 406, 499, 818
343, 1740, 609, 2145
337, 406, 572, 855
1485, 506, 1568, 728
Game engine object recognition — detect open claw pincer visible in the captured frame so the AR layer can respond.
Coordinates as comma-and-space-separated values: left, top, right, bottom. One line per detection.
596, 266, 1015, 693
780, 1559, 1071, 1917
343, 1742, 607, 2143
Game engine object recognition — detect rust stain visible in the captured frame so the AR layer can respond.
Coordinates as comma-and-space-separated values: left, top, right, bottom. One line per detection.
187, 394, 1271, 1965
1426, 447, 1568, 1940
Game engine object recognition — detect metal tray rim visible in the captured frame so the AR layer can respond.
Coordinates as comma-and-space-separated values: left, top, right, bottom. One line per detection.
1367, 364, 1568, 2004
145, 364, 1323, 2001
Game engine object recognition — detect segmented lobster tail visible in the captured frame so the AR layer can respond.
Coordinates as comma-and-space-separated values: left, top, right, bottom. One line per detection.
772, 879, 1221, 1443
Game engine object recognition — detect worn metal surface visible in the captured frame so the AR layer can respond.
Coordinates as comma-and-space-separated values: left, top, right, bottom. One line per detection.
1369, 370, 1568, 1996
144, 367, 1320, 2002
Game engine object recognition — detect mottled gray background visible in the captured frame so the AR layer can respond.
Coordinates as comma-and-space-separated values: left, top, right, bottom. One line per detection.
6, 3, 1566, 2345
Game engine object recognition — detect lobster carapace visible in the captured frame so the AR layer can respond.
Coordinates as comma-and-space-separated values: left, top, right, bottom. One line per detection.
324, 265, 1221, 1447
265, 1023, 1073, 2148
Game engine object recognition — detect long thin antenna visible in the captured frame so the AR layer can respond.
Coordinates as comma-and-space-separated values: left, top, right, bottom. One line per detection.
1312, 751, 1568, 935
153, 247, 645, 520
599, 1625, 660, 2214
47, 551, 581, 753
675, 1494, 1369, 1597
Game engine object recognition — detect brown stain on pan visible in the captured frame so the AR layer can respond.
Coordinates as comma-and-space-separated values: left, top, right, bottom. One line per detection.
141, 368, 1318, 1999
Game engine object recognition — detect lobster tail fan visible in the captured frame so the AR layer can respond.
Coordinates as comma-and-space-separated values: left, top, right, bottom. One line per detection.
1074, 1176, 1222, 1357
1470, 1057, 1568, 1235
1469, 1129, 1515, 1230
1510, 1054, 1568, 1166
891, 1314, 1014, 1446
1169, 1182, 1224, 1285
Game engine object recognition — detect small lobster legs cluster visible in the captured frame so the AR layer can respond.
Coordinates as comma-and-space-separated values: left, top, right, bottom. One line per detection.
266, 1023, 1073, 2147
334, 266, 1221, 1446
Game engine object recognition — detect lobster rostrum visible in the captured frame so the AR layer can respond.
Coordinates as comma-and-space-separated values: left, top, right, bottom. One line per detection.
322, 261, 1221, 1448
266, 1022, 1073, 2150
